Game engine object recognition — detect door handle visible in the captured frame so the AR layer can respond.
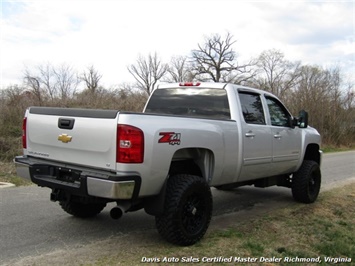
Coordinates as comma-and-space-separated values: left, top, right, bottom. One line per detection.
274, 134, 282, 139
58, 118, 75, 130
245, 132, 255, 138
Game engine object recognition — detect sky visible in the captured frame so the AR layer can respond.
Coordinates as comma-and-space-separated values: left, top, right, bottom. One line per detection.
0, 0, 354, 89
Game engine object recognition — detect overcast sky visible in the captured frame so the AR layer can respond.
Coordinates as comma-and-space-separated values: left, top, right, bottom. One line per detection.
0, 0, 354, 89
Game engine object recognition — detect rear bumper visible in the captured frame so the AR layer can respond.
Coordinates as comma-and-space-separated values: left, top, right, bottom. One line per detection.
14, 156, 141, 200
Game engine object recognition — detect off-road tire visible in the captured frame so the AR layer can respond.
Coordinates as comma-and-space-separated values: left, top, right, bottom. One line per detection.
292, 160, 321, 203
155, 174, 212, 246
59, 200, 106, 218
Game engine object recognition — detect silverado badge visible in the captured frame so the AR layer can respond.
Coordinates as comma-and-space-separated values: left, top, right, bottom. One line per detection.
58, 134, 72, 143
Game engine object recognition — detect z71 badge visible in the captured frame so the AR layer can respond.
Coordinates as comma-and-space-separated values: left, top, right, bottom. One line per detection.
159, 132, 181, 145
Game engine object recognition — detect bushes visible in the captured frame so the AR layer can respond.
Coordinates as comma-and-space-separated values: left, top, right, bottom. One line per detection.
0, 78, 353, 162
0, 85, 148, 162
0, 137, 22, 161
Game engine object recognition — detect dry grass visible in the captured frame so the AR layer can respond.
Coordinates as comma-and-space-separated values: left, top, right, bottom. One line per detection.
90, 183, 355, 266
0, 161, 32, 186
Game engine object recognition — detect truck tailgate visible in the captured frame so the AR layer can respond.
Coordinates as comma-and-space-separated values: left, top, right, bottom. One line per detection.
26, 107, 119, 170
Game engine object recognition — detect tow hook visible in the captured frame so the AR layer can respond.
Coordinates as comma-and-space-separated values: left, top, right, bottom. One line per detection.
50, 189, 64, 202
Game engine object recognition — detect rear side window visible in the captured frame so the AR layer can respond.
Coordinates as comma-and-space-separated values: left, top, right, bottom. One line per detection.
145, 88, 230, 119
238, 92, 265, 124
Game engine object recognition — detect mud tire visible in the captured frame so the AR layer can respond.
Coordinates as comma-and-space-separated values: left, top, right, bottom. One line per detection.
155, 174, 212, 246
292, 160, 321, 203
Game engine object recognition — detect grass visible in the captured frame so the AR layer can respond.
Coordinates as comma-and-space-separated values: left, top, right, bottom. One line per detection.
322, 144, 355, 153
88, 183, 355, 266
0, 161, 32, 186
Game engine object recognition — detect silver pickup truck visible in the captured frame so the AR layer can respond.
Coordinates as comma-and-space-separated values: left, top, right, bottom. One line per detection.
15, 82, 322, 246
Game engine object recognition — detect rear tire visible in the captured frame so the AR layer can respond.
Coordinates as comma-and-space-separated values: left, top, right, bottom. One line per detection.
292, 160, 321, 203
155, 174, 212, 246
59, 200, 106, 218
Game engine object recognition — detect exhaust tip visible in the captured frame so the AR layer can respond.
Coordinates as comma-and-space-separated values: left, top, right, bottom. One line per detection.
110, 207, 123, 220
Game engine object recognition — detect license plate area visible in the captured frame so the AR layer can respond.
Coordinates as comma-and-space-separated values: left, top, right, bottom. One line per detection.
56, 167, 82, 185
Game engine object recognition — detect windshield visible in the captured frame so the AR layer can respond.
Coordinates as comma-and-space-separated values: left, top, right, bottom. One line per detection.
145, 88, 230, 120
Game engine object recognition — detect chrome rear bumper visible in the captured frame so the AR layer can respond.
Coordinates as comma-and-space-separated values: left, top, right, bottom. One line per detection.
14, 156, 140, 200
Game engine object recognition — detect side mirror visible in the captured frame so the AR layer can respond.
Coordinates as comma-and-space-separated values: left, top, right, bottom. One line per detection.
298, 110, 308, 128
289, 116, 298, 128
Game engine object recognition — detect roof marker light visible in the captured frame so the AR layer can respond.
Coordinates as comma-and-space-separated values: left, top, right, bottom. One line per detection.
179, 82, 201, 86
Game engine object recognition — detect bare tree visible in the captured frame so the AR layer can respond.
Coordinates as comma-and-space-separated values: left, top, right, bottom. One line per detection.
251, 49, 301, 99
81, 65, 102, 93
38, 63, 57, 101
113, 83, 148, 111
286, 65, 353, 145
127, 52, 168, 95
23, 69, 44, 105
23, 63, 80, 104
190, 32, 255, 83
53, 64, 80, 101
342, 82, 355, 110
166, 56, 194, 82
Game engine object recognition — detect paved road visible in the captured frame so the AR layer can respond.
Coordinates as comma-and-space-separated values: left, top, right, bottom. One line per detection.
1, 151, 354, 264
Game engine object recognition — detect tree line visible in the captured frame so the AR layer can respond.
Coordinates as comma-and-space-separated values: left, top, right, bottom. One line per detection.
0, 32, 354, 161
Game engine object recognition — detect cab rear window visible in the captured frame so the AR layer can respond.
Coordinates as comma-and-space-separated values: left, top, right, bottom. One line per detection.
145, 88, 231, 120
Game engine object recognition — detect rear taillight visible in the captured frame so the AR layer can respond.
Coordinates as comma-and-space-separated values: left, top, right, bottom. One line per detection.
117, 124, 144, 163
22, 117, 27, 149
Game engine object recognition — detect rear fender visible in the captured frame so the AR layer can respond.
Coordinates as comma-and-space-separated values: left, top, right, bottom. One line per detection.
144, 148, 214, 216
170, 148, 214, 182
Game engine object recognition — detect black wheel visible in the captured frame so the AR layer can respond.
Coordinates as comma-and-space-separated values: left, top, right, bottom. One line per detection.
155, 174, 212, 246
59, 200, 106, 218
292, 160, 321, 203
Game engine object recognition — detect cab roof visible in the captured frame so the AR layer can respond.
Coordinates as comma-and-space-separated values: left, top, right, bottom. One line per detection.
156, 82, 277, 98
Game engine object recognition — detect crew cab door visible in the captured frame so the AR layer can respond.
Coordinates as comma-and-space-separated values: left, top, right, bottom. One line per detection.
265, 96, 302, 174
238, 92, 272, 181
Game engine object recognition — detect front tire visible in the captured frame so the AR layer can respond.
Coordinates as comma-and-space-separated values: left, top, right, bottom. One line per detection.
155, 174, 212, 246
292, 160, 321, 203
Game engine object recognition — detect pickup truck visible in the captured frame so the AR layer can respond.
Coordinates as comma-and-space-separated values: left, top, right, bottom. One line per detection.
14, 82, 322, 246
